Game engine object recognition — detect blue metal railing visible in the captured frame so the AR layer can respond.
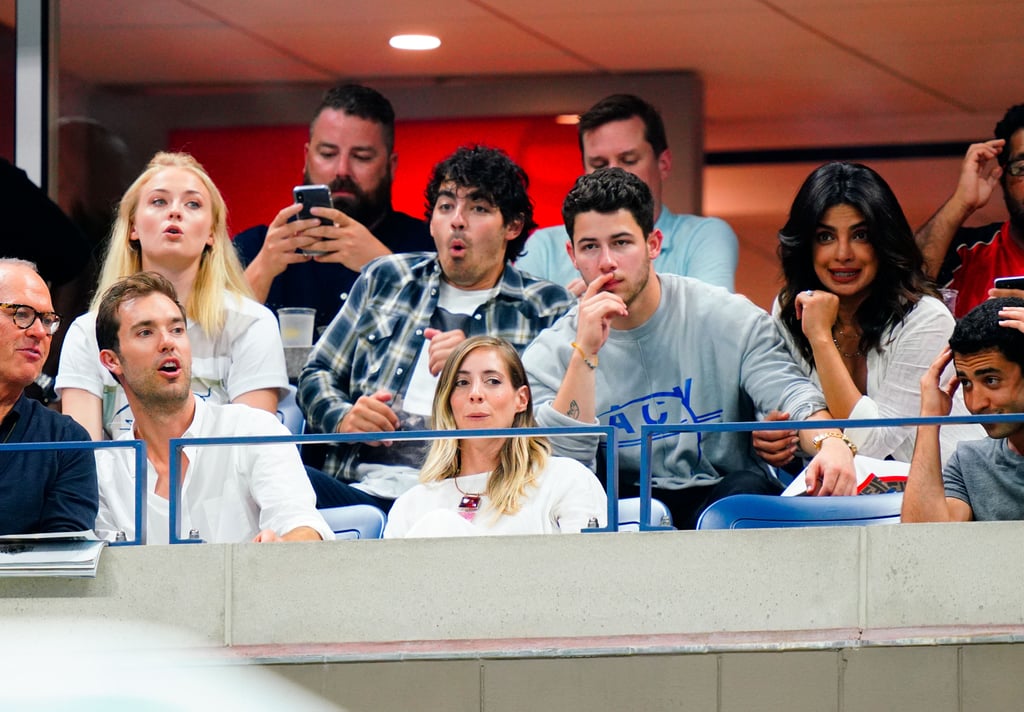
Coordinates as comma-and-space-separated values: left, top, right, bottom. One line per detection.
166, 425, 619, 543
0, 439, 148, 545
637, 413, 1024, 531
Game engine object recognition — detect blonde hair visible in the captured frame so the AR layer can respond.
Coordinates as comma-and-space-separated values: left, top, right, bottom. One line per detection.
89, 151, 252, 334
419, 336, 550, 517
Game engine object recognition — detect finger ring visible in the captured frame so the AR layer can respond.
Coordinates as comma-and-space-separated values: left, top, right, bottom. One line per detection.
804, 290, 813, 296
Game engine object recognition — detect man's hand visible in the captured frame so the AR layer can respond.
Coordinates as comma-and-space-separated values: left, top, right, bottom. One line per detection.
803, 435, 857, 496
998, 305, 1024, 333
990, 287, 1024, 301
424, 328, 467, 376
307, 207, 391, 272
575, 273, 628, 356
752, 410, 798, 467
253, 203, 321, 277
244, 203, 322, 301
566, 277, 586, 298
338, 390, 399, 446
950, 139, 1005, 216
919, 346, 958, 418
795, 289, 839, 344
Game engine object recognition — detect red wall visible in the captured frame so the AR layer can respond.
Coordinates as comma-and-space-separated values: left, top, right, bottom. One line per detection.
168, 115, 581, 237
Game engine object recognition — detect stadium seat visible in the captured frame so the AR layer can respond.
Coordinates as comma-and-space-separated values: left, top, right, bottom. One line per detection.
696, 493, 903, 530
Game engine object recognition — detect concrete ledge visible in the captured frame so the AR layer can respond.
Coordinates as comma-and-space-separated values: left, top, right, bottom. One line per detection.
228, 624, 1024, 665
4, 521, 1023, 650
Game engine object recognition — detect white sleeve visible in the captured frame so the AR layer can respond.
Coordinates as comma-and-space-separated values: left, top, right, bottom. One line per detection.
93, 448, 134, 541
845, 298, 955, 460
382, 494, 412, 538
245, 411, 334, 540
55, 313, 107, 397
224, 300, 289, 401
549, 458, 608, 533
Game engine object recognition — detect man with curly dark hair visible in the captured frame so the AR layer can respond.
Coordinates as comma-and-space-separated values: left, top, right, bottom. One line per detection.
904, 297, 1024, 521
298, 145, 574, 509
916, 103, 1024, 317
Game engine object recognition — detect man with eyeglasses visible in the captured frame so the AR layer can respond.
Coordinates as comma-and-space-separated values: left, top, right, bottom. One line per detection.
916, 103, 1024, 318
0, 258, 97, 535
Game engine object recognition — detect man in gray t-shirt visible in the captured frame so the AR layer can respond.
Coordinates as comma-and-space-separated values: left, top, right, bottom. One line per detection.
904, 297, 1024, 522
523, 169, 857, 529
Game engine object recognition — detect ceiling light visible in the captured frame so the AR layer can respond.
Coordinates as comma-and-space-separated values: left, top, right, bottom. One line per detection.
389, 34, 441, 51
555, 114, 580, 125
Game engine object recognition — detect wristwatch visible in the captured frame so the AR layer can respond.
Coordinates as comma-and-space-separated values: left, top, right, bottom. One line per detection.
811, 431, 858, 456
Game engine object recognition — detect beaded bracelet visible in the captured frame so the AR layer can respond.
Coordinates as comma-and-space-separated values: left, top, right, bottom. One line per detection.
571, 341, 598, 370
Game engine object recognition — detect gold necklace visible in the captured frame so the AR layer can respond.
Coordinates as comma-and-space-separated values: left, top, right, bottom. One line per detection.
832, 324, 864, 358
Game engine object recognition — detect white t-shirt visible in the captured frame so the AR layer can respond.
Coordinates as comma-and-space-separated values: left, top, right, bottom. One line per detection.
94, 398, 333, 544
56, 291, 289, 439
401, 282, 497, 415
383, 456, 607, 538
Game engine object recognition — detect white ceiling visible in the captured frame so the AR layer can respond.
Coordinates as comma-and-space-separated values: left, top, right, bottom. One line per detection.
38, 0, 1024, 150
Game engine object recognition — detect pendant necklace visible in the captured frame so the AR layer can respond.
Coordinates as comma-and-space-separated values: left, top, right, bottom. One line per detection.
453, 476, 485, 522
832, 324, 864, 358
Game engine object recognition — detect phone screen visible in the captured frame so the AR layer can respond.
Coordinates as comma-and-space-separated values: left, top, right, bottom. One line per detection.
293, 184, 333, 226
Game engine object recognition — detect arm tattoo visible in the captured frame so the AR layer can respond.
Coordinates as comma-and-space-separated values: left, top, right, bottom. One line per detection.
566, 400, 580, 419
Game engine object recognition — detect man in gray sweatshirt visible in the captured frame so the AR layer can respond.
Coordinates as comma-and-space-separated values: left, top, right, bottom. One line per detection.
522, 168, 856, 528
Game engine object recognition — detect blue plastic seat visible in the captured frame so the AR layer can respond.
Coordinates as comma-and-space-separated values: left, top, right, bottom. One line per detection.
617, 497, 673, 531
695, 493, 903, 530
319, 504, 387, 540
276, 386, 305, 436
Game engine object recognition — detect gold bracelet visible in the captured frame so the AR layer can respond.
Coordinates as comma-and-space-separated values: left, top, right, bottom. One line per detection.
811, 431, 858, 456
571, 341, 598, 370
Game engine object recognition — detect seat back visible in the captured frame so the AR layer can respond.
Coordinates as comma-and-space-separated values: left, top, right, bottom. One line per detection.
319, 504, 387, 540
617, 497, 673, 531
696, 493, 903, 530
276, 386, 305, 436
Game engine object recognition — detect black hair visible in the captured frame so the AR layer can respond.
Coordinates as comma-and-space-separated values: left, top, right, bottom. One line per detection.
561, 167, 655, 242
777, 161, 935, 365
424, 145, 537, 262
994, 103, 1024, 167
577, 94, 668, 159
950, 297, 1024, 373
311, 83, 396, 154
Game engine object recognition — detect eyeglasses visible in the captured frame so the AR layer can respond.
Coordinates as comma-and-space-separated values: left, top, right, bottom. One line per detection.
1008, 159, 1024, 178
0, 303, 61, 335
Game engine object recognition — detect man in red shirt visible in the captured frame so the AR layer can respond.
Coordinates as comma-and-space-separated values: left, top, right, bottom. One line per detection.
916, 103, 1024, 318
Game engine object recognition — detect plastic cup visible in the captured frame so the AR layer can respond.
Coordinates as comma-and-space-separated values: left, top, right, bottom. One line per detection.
277, 308, 316, 347
939, 288, 958, 315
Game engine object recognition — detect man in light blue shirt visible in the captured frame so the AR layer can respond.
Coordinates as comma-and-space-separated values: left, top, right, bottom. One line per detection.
516, 94, 738, 295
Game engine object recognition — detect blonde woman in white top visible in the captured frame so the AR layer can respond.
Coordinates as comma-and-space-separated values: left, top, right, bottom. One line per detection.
57, 152, 287, 439
384, 335, 606, 538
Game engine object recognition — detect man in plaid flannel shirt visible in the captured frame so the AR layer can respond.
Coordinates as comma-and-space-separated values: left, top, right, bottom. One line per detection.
298, 145, 574, 510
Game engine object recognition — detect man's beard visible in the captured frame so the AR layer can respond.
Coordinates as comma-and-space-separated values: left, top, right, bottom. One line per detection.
304, 170, 392, 228
122, 365, 192, 417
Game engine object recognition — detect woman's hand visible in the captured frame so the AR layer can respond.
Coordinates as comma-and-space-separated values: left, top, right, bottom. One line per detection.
795, 289, 839, 343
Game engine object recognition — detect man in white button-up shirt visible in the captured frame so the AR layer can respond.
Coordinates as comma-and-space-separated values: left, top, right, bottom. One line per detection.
92, 272, 332, 544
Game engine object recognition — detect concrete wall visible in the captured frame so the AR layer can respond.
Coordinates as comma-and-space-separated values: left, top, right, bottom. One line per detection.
4, 522, 1024, 709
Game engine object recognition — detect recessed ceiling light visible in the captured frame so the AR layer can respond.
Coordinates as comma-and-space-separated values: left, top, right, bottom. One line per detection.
389, 34, 441, 51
